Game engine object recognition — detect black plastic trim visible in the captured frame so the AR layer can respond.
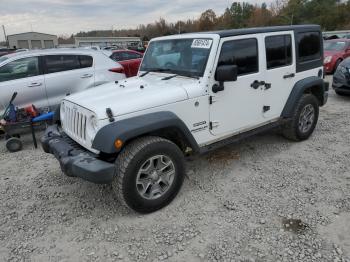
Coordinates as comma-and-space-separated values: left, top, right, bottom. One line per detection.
92, 111, 200, 154
281, 76, 326, 118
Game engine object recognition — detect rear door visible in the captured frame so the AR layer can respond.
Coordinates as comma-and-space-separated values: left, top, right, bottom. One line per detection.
43, 54, 94, 109
111, 52, 131, 77
261, 31, 295, 119
0, 56, 48, 114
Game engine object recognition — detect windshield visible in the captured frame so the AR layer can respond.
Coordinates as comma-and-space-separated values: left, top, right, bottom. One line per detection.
140, 38, 213, 77
324, 41, 347, 51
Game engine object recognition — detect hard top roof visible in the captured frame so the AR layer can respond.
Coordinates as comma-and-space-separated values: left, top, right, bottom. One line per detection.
203, 25, 321, 38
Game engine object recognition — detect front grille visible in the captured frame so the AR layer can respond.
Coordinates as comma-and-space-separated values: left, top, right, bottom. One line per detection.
62, 102, 88, 143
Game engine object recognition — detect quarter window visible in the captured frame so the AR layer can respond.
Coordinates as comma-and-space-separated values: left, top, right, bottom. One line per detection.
45, 55, 80, 74
298, 32, 321, 62
79, 55, 93, 68
265, 35, 292, 69
0, 56, 40, 82
218, 38, 258, 76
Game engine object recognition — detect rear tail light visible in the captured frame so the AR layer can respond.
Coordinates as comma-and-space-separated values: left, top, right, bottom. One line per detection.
109, 67, 125, 74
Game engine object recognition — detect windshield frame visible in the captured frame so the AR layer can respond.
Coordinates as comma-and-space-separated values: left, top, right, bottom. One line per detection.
140, 37, 214, 78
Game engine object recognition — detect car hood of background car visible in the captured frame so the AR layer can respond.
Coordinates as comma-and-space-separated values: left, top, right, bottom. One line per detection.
324, 50, 342, 57
64, 74, 199, 119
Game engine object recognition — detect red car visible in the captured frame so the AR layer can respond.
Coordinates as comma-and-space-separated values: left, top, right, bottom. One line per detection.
110, 50, 143, 77
324, 39, 350, 74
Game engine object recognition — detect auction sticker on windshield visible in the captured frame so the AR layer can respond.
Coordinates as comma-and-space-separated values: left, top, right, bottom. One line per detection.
191, 39, 213, 49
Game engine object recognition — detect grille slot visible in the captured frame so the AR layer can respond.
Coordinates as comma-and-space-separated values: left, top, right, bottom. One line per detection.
63, 103, 88, 143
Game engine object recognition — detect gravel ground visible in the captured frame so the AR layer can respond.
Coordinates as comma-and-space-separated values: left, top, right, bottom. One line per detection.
0, 76, 349, 262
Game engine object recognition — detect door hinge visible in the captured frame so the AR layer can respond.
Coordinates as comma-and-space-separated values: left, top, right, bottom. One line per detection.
263, 106, 271, 113
209, 96, 217, 105
209, 121, 219, 130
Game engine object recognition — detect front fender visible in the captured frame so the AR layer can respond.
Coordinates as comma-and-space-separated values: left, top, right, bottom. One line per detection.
92, 111, 199, 154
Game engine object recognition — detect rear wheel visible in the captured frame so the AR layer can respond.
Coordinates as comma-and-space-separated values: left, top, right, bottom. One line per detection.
282, 94, 319, 141
113, 136, 185, 213
6, 137, 23, 152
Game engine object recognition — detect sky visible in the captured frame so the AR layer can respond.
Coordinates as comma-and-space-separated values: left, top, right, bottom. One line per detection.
0, 0, 273, 41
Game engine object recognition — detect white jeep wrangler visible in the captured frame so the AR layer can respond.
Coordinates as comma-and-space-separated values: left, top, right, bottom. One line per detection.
42, 25, 328, 213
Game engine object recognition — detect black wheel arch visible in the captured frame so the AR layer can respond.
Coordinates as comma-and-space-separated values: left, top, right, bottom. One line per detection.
92, 111, 200, 154
281, 76, 327, 118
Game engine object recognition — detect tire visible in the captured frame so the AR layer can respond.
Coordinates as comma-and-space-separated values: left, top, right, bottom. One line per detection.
6, 137, 23, 152
335, 90, 350, 96
282, 94, 319, 141
113, 136, 185, 213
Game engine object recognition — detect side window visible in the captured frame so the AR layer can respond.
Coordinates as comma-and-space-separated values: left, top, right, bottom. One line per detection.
298, 32, 321, 62
218, 38, 258, 76
45, 55, 80, 74
112, 52, 123, 61
265, 35, 292, 69
79, 55, 93, 68
0, 57, 39, 82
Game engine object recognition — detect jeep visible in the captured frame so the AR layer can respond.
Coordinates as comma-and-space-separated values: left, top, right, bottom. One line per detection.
42, 25, 328, 213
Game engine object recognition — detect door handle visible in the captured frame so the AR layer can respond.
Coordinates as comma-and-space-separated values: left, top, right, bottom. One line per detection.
251, 80, 266, 89
283, 73, 295, 79
81, 74, 93, 78
28, 82, 42, 87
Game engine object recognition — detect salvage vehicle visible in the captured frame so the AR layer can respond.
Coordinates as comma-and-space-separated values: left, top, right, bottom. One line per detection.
42, 25, 328, 213
332, 58, 350, 95
110, 50, 143, 77
0, 49, 125, 115
323, 39, 350, 74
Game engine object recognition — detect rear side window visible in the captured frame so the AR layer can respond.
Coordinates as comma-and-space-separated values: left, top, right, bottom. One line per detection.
218, 38, 258, 76
79, 55, 93, 68
298, 32, 321, 62
265, 35, 292, 69
0, 56, 40, 82
45, 55, 80, 74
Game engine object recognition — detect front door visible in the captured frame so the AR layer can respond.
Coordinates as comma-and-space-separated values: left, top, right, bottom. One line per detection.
261, 31, 296, 119
0, 56, 48, 115
209, 35, 266, 136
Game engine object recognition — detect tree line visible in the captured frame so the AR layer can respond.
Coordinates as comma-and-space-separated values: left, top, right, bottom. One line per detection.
59, 0, 350, 43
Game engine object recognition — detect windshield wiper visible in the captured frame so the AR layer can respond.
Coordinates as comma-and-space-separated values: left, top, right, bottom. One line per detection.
162, 74, 199, 80
139, 68, 172, 77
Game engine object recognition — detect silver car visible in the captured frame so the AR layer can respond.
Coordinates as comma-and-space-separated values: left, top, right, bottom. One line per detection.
0, 49, 126, 115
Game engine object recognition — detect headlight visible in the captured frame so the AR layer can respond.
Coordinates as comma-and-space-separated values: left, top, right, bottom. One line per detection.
324, 56, 332, 64
60, 102, 65, 121
90, 115, 98, 131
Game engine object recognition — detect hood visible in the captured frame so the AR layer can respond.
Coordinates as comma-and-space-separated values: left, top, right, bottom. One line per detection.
65, 73, 193, 119
324, 50, 342, 57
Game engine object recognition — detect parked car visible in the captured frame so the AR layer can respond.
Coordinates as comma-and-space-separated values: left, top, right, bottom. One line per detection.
332, 58, 350, 95
0, 48, 15, 57
0, 49, 125, 115
110, 50, 143, 77
42, 25, 328, 213
323, 39, 350, 73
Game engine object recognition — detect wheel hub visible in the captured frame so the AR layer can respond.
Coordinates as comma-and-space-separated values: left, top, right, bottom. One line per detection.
136, 154, 175, 200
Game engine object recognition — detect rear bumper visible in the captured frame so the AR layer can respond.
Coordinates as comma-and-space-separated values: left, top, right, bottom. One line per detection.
41, 125, 115, 184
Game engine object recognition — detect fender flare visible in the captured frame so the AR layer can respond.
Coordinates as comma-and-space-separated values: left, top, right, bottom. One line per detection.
92, 111, 199, 154
281, 76, 326, 118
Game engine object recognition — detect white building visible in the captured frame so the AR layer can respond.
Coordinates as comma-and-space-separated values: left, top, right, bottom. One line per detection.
74, 36, 141, 49
7, 32, 58, 50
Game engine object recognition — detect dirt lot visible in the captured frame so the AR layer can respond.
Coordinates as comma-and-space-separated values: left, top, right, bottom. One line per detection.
0, 76, 349, 262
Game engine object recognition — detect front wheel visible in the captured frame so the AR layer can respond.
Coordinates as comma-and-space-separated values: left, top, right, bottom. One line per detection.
282, 94, 319, 141
113, 136, 185, 213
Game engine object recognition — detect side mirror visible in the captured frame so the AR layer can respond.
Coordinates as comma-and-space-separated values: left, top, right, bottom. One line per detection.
213, 65, 238, 93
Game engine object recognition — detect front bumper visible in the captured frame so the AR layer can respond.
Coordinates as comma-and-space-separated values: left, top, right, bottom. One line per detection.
41, 125, 115, 184
332, 70, 350, 93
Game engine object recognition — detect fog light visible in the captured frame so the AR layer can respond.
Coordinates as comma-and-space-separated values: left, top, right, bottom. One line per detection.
114, 139, 123, 149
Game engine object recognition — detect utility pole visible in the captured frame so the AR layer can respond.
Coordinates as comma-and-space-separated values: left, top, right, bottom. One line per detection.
2, 25, 8, 47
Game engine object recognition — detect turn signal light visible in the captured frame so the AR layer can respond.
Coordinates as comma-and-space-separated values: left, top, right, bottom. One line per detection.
114, 139, 123, 149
